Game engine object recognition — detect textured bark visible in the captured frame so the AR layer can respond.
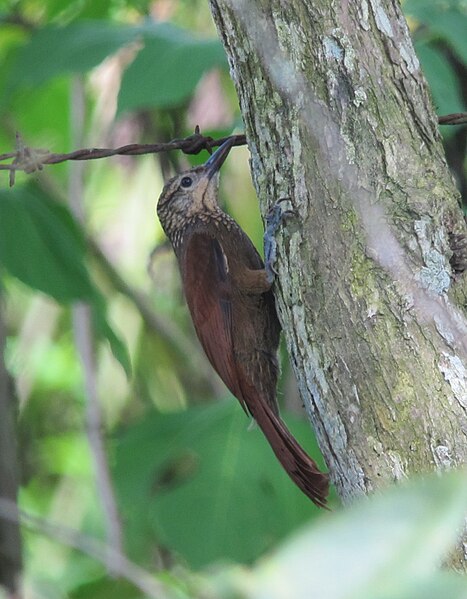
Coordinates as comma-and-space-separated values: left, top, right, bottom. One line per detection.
0, 299, 22, 594
209, 0, 467, 567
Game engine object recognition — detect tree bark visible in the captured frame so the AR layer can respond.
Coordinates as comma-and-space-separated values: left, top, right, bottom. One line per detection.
208, 0, 467, 567
0, 298, 22, 594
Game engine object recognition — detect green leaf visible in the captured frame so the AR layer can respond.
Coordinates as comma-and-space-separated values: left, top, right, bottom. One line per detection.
0, 185, 130, 375
0, 185, 94, 302
118, 22, 227, 113
71, 576, 149, 599
7, 19, 227, 113
249, 469, 467, 599
114, 401, 326, 567
405, 0, 467, 62
7, 21, 138, 90
415, 42, 464, 115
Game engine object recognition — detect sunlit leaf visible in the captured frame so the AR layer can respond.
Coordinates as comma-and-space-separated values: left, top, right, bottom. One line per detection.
39, 434, 92, 477
7, 19, 227, 115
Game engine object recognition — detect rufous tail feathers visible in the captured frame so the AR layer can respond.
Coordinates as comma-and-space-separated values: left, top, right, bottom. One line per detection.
245, 391, 329, 508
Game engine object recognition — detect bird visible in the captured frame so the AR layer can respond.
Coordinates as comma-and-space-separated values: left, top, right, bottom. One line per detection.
156, 137, 329, 507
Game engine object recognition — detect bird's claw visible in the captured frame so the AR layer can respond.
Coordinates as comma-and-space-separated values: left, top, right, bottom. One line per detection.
264, 198, 296, 284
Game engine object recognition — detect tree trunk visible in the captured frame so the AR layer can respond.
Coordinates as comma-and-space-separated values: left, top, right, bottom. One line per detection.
208, 0, 467, 567
0, 298, 22, 594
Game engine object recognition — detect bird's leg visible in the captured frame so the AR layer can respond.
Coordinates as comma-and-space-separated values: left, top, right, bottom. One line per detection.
264, 198, 296, 284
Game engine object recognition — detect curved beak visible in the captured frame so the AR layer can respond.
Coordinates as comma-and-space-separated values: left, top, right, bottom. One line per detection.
204, 138, 235, 179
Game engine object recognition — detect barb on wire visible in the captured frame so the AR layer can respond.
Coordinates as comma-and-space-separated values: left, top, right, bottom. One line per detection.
1, 113, 462, 186
0, 126, 247, 186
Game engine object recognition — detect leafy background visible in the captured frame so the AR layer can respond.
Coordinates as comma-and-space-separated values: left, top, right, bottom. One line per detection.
0, 1, 465, 598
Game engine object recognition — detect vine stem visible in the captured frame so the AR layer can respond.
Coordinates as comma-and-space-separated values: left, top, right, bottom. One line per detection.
69, 77, 124, 567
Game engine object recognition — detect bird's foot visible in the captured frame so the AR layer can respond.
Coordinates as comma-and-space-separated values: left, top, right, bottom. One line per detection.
264, 198, 296, 284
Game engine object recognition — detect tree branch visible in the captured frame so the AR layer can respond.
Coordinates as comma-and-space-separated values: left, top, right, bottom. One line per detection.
0, 298, 22, 596
69, 78, 124, 566
438, 113, 467, 126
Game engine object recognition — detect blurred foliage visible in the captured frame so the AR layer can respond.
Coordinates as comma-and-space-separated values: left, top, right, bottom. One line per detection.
113, 400, 329, 569
404, 0, 467, 205
0, 184, 130, 373
18, 468, 467, 599
117, 21, 227, 113
224, 469, 467, 599
0, 0, 465, 597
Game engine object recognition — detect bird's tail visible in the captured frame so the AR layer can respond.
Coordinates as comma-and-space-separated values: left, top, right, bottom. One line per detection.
245, 390, 329, 508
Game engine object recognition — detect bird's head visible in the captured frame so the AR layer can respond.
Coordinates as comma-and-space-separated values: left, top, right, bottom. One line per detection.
157, 138, 234, 236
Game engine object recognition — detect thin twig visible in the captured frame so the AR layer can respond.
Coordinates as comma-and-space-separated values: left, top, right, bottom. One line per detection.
69, 78, 124, 564
73, 305, 126, 556
0, 498, 176, 599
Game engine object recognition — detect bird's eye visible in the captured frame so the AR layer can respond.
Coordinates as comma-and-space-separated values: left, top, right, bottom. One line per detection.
180, 176, 193, 188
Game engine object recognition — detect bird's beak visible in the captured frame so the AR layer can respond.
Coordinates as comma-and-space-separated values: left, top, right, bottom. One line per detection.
204, 138, 235, 179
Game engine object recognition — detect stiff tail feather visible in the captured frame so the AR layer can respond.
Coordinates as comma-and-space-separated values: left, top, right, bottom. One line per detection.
246, 392, 329, 508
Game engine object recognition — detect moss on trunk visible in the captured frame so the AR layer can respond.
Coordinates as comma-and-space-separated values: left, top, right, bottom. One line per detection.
210, 0, 467, 568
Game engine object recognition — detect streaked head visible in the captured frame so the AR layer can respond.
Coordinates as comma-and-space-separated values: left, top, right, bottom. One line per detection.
157, 138, 234, 237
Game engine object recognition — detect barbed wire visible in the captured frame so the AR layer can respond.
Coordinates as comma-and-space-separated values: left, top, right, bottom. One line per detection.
0, 126, 247, 186
0, 113, 464, 187
437, 112, 467, 126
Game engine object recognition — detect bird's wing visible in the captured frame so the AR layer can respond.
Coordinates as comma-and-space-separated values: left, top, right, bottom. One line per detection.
181, 232, 329, 507
181, 232, 244, 403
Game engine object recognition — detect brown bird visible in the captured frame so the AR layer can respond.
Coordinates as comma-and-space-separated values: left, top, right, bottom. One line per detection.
156, 138, 329, 507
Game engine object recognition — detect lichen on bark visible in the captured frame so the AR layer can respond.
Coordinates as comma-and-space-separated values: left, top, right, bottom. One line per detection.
209, 0, 467, 567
